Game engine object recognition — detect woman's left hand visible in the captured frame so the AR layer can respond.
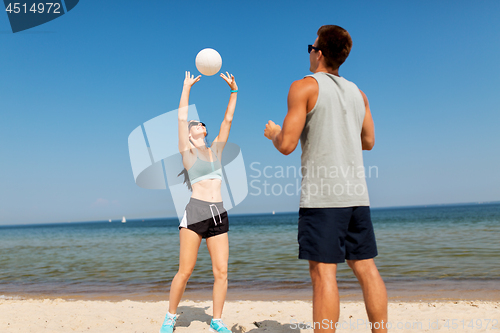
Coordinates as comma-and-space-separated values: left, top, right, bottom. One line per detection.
220, 72, 238, 91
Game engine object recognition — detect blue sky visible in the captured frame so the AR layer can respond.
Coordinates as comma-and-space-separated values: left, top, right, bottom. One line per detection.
1, 1, 499, 225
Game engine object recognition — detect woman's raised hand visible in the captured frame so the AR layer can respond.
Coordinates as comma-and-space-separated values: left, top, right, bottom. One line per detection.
220, 72, 238, 91
184, 71, 201, 88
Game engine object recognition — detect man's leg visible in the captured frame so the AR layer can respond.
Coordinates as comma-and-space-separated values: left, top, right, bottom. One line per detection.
347, 259, 387, 333
309, 260, 339, 333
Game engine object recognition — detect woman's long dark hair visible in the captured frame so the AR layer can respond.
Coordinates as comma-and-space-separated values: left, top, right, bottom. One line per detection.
177, 168, 192, 191
178, 122, 209, 191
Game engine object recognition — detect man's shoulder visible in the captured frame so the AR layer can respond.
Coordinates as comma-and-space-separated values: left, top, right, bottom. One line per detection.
290, 76, 318, 93
294, 75, 318, 84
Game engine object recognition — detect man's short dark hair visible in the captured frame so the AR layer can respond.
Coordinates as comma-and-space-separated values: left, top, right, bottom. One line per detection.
317, 25, 352, 69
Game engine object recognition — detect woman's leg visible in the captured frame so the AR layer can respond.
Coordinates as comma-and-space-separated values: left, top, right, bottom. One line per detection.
168, 228, 202, 314
206, 232, 229, 319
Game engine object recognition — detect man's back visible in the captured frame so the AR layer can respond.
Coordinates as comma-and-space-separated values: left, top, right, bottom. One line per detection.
300, 72, 369, 208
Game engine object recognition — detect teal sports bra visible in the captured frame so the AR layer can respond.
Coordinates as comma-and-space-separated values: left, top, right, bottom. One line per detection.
187, 147, 223, 185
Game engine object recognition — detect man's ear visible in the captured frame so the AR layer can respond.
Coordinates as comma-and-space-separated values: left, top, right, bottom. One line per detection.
317, 50, 323, 62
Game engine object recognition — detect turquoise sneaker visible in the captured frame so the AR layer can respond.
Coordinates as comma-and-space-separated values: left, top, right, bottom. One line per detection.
209, 319, 232, 333
159, 312, 177, 333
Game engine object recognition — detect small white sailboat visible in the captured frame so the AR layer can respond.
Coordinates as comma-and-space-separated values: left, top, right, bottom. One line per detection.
272, 210, 275, 215
109, 219, 112, 223
121, 216, 126, 223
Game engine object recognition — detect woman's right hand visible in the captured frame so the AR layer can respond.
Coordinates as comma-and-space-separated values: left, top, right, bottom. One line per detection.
184, 71, 201, 88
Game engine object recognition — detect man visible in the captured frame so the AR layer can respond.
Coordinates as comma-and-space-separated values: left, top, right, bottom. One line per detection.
264, 25, 387, 333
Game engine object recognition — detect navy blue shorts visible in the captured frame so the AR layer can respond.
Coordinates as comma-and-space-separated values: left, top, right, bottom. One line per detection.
298, 206, 378, 264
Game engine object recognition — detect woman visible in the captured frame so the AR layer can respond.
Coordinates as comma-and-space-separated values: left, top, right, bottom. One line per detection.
159, 71, 238, 333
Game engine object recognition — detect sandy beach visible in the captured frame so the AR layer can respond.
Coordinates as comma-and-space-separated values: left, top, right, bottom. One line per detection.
1, 298, 499, 332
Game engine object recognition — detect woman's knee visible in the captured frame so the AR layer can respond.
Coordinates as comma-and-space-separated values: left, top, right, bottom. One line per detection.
213, 266, 228, 281
176, 267, 195, 281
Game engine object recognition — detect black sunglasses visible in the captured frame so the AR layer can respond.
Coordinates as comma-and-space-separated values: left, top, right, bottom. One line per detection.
188, 121, 206, 129
308, 45, 320, 53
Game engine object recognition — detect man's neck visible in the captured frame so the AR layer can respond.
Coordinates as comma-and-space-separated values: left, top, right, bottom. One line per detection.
314, 66, 340, 77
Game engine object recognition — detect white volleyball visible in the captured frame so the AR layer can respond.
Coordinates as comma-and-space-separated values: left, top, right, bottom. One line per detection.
195, 48, 222, 76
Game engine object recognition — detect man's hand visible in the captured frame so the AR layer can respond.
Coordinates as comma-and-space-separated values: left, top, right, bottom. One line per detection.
264, 120, 281, 140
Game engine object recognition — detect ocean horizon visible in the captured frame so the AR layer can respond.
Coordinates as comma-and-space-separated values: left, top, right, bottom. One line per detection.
2, 200, 499, 228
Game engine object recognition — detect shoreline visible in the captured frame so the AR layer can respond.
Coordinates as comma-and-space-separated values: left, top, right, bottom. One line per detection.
2, 278, 500, 302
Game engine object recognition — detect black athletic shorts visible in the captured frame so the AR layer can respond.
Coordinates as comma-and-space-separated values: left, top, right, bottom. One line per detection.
298, 206, 378, 263
179, 197, 229, 239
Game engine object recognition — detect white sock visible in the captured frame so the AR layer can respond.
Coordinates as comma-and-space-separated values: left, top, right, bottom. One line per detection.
168, 312, 176, 317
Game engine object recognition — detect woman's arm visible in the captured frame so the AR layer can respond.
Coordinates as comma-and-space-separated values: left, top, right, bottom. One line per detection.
178, 71, 201, 153
212, 72, 238, 153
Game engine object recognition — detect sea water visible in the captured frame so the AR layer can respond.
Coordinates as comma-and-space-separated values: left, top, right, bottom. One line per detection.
1, 203, 499, 300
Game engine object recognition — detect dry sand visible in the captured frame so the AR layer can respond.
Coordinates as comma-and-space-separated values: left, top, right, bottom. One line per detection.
1, 298, 499, 332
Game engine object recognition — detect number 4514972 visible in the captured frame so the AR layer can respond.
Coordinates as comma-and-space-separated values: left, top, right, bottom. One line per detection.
5, 3, 62, 14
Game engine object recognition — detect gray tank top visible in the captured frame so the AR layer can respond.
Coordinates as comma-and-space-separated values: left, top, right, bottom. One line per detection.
299, 72, 370, 208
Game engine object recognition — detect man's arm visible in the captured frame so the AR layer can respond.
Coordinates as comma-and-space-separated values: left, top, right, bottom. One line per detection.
359, 89, 375, 150
264, 77, 316, 155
